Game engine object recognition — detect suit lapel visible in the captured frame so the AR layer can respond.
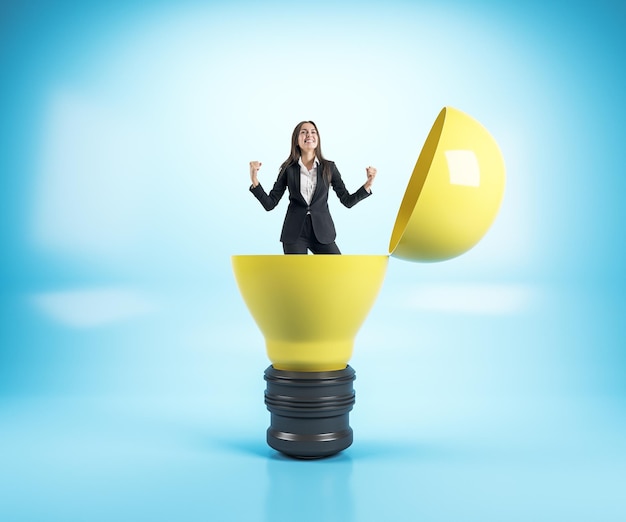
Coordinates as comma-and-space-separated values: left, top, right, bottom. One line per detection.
290, 163, 307, 205
311, 160, 326, 203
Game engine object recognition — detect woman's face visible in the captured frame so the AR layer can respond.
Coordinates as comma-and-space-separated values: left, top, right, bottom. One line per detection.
297, 122, 318, 153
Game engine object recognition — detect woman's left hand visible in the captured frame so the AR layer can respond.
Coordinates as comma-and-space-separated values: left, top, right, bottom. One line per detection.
364, 166, 377, 192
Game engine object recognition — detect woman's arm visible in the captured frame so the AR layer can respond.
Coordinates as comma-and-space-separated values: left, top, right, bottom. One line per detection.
249, 162, 288, 211
330, 162, 376, 208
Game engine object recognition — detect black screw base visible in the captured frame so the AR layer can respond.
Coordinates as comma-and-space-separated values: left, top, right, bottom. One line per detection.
264, 365, 356, 459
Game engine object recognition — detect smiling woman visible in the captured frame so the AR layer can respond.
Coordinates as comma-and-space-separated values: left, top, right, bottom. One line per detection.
248, 121, 377, 254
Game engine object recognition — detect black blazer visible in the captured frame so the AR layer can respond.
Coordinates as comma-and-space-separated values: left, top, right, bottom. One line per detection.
250, 161, 371, 244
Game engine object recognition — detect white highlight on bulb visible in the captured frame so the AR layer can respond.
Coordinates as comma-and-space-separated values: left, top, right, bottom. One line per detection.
445, 150, 480, 187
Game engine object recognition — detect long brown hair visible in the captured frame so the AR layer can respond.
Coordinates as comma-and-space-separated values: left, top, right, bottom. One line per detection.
279, 121, 332, 184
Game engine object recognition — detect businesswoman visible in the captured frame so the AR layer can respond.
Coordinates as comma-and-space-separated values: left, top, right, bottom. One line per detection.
249, 121, 377, 254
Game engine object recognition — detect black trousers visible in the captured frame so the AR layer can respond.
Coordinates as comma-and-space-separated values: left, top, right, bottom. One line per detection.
282, 214, 341, 255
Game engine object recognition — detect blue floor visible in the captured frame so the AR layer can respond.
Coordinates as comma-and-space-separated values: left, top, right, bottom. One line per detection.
1, 281, 624, 521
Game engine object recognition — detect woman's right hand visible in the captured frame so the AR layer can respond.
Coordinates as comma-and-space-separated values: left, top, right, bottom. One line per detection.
250, 161, 262, 187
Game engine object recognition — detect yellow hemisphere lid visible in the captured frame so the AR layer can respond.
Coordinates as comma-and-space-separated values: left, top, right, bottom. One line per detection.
389, 106, 506, 262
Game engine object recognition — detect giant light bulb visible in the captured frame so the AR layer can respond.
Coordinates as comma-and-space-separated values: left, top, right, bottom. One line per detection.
232, 255, 387, 458
232, 107, 506, 458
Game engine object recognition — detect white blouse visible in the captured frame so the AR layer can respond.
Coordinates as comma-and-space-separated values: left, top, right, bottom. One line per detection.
298, 156, 319, 209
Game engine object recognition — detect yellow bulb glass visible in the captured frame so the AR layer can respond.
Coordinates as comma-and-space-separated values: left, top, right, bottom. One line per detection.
232, 255, 388, 371
389, 106, 506, 261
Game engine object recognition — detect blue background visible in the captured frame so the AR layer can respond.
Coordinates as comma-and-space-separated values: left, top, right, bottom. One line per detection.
1, 0, 624, 520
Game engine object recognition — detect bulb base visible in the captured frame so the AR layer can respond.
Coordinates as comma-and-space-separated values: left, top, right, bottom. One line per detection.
264, 365, 356, 459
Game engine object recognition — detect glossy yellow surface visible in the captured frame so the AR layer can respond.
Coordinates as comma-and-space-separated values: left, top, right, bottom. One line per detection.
389, 106, 506, 261
231, 255, 388, 371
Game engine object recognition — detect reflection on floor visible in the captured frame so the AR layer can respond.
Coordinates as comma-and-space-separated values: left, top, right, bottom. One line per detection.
0, 283, 624, 521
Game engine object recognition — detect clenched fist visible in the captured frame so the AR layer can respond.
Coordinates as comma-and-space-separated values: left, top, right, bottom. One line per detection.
250, 161, 262, 188
364, 166, 377, 192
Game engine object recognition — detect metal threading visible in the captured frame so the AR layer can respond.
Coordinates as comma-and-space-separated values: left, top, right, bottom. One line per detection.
263, 365, 356, 458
